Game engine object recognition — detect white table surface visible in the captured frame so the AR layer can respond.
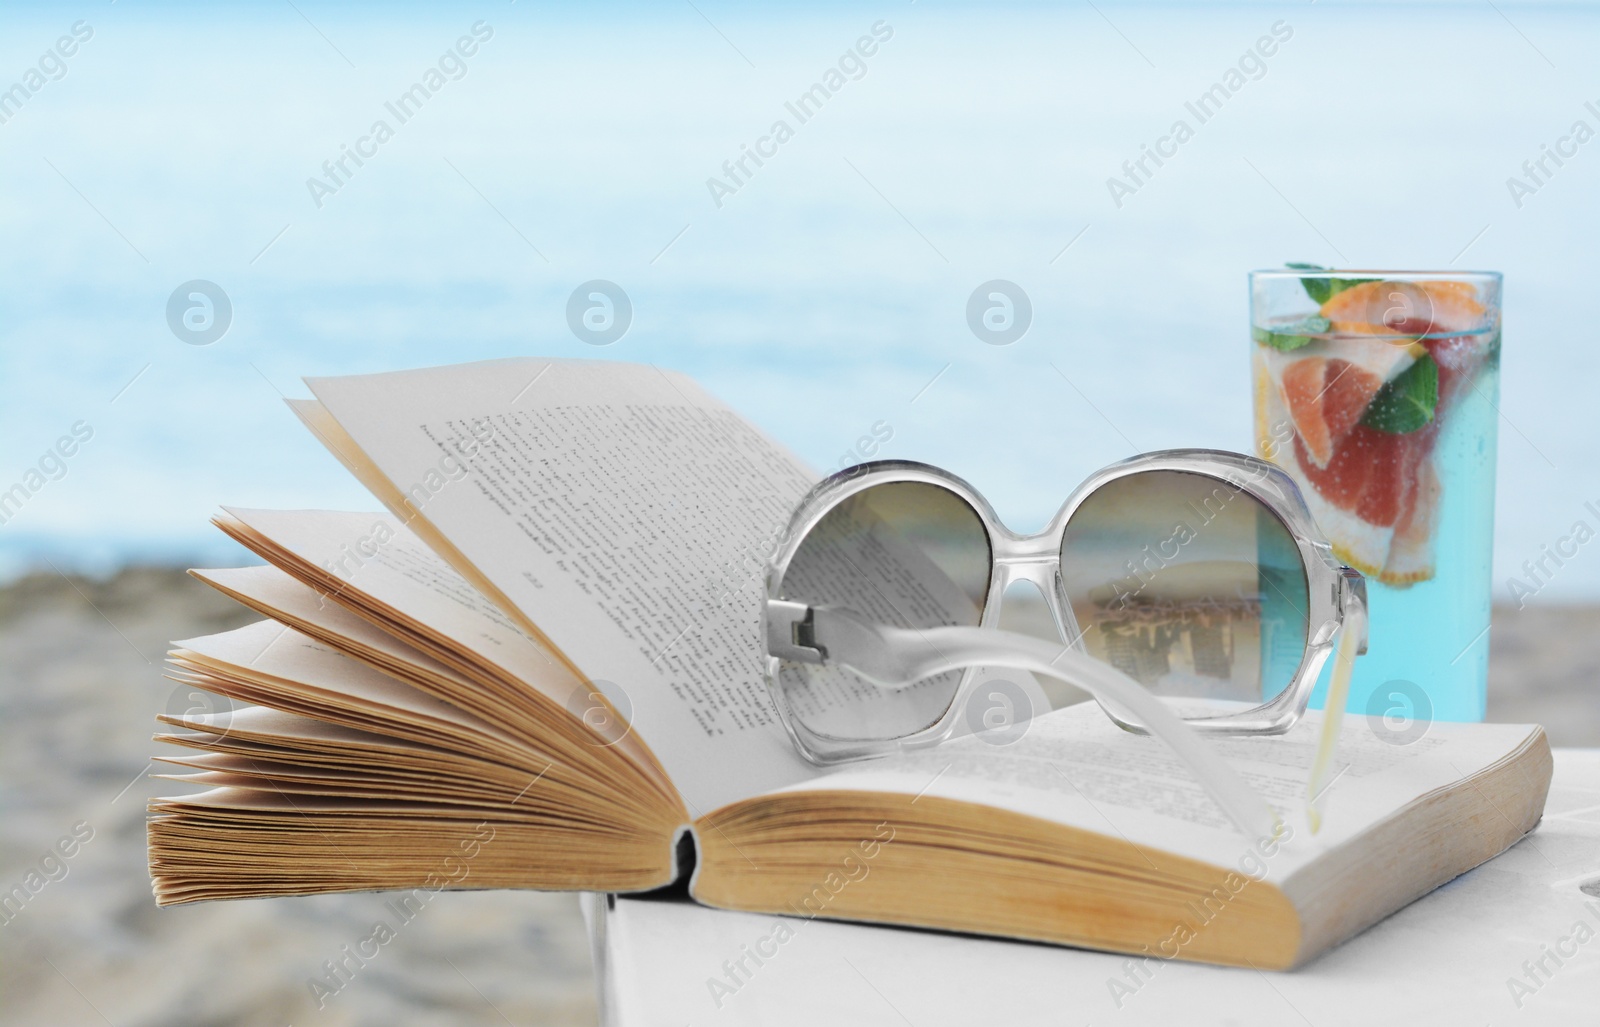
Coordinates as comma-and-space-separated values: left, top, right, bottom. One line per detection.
586, 749, 1600, 1027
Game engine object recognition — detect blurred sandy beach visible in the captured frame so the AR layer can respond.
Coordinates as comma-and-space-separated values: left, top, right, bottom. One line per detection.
0, 569, 595, 1027
2, 567, 1595, 1026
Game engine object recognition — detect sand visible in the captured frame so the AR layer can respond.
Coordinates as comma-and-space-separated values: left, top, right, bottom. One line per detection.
0, 568, 595, 1027
2, 567, 1595, 1025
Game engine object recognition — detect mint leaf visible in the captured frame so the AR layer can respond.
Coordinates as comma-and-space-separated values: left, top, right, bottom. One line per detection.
1253, 315, 1329, 352
1286, 263, 1375, 306
1286, 262, 1333, 305
1361, 354, 1438, 434
1325, 277, 1377, 302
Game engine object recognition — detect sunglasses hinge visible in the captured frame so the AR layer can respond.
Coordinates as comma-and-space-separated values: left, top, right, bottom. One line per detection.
766, 599, 826, 664
1338, 567, 1370, 656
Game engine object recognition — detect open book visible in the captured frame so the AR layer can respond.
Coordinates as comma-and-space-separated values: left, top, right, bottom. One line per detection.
148, 359, 1552, 969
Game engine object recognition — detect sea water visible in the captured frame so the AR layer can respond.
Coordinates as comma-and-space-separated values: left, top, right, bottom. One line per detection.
1304, 359, 1501, 723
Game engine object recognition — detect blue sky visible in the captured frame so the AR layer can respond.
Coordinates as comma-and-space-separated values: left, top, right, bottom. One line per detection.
2, 2, 1598, 601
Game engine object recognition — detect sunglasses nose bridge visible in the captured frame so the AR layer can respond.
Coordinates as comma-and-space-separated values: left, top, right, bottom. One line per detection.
991, 531, 1060, 566
988, 534, 1061, 600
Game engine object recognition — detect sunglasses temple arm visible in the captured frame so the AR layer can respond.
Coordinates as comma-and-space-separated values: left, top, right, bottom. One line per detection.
800, 608, 1282, 844
1305, 569, 1370, 833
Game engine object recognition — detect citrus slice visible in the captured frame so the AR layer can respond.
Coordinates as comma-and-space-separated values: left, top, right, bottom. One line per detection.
1289, 462, 1393, 579
1258, 337, 1416, 469
1320, 280, 1486, 337
1384, 459, 1441, 584
1279, 356, 1388, 468
1254, 357, 1280, 456
1292, 422, 1437, 584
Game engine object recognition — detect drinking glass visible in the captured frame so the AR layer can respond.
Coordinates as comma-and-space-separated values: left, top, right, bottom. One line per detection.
1249, 269, 1501, 722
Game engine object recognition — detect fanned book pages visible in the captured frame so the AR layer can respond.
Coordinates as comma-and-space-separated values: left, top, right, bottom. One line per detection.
148, 358, 1553, 969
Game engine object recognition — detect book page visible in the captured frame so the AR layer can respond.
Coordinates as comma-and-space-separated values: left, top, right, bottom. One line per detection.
193, 564, 469, 684
174, 619, 524, 748
200, 520, 547, 678
218, 509, 538, 657
204, 511, 670, 791
599, 773, 1600, 1027
303, 360, 824, 812
764, 701, 1542, 879
162, 703, 444, 751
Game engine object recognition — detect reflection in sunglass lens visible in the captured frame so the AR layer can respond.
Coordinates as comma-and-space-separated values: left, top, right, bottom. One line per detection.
776, 481, 991, 741
1059, 470, 1309, 711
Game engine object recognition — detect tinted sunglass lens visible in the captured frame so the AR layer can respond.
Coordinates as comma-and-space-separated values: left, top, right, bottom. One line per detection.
776, 480, 991, 741
1059, 469, 1310, 710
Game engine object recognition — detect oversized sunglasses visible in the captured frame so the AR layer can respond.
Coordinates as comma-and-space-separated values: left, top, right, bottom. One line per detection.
762, 449, 1368, 839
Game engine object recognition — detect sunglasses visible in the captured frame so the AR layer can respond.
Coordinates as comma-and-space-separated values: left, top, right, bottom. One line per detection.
762, 449, 1369, 839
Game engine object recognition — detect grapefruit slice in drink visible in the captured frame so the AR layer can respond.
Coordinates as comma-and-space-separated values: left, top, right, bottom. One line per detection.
1320, 279, 1486, 337
1273, 344, 1415, 468
1291, 421, 1438, 582
1385, 458, 1443, 584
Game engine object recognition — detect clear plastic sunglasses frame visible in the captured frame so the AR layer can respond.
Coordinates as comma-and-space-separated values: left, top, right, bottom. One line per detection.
762, 450, 1369, 838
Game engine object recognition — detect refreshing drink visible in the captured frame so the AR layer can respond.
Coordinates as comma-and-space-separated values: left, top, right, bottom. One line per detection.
1250, 269, 1501, 722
